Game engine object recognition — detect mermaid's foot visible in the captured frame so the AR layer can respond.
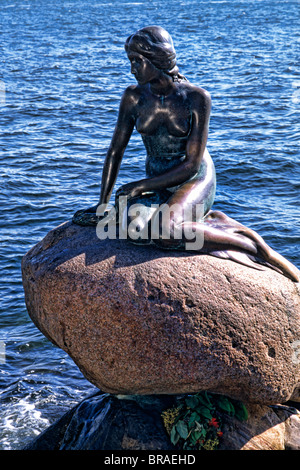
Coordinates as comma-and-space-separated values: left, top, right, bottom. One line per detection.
205, 210, 299, 282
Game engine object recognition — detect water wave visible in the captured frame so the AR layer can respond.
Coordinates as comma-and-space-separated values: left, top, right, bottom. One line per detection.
0, 0, 299, 450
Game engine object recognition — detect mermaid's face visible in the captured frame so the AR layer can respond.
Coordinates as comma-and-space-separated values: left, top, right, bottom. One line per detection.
127, 52, 160, 85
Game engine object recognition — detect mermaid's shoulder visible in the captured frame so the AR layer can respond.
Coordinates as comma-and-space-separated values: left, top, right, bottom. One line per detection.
181, 82, 211, 109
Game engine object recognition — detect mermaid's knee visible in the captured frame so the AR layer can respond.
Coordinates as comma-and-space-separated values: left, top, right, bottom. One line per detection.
151, 206, 184, 247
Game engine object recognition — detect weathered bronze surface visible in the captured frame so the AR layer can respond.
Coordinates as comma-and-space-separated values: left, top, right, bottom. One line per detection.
73, 26, 299, 282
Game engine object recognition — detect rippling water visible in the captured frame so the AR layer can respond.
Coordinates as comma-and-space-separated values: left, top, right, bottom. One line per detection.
1, 0, 299, 450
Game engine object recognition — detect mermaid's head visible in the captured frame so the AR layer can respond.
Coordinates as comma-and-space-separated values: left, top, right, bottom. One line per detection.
125, 26, 186, 82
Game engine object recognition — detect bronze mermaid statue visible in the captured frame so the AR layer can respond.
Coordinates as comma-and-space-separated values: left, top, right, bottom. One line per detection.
73, 26, 299, 283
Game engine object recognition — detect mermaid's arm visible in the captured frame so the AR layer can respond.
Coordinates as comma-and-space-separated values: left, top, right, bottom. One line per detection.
185, 87, 211, 174
99, 87, 136, 205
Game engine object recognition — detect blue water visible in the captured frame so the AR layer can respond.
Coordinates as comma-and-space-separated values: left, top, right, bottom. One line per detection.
0, 0, 299, 450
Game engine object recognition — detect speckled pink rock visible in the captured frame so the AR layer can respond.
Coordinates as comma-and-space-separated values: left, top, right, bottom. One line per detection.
22, 221, 300, 404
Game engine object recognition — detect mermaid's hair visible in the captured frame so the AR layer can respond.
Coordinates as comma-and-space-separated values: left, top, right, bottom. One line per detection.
125, 26, 187, 82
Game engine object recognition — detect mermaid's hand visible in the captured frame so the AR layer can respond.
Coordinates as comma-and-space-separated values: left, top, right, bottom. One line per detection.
73, 203, 111, 226
115, 181, 145, 199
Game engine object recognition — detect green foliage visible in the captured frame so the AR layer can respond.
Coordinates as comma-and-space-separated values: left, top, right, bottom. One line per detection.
215, 395, 235, 415
161, 391, 248, 451
232, 400, 248, 421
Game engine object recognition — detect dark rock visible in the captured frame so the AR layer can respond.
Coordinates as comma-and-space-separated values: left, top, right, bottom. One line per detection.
24, 392, 175, 450
24, 392, 300, 451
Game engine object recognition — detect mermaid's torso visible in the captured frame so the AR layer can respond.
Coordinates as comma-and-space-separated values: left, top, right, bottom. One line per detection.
139, 126, 213, 193
142, 127, 188, 178
133, 82, 215, 192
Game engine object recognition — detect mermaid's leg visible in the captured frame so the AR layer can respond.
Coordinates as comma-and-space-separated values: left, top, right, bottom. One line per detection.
205, 211, 300, 282
151, 176, 299, 282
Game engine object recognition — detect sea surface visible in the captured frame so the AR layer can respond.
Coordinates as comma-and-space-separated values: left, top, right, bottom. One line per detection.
0, 0, 299, 450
